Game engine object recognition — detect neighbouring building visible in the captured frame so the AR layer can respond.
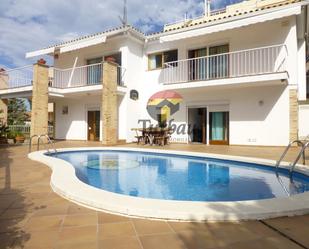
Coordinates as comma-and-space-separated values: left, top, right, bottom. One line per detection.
0, 0, 309, 146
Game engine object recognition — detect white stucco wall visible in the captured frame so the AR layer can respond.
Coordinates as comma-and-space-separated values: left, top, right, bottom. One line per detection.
163, 85, 290, 146
54, 94, 124, 141
51, 13, 303, 146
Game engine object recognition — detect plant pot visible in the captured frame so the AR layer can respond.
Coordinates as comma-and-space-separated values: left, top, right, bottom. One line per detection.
7, 138, 15, 144
0, 136, 8, 144
15, 136, 25, 144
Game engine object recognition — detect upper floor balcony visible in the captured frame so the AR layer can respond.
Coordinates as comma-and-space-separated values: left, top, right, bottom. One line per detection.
0, 62, 126, 98
160, 44, 288, 89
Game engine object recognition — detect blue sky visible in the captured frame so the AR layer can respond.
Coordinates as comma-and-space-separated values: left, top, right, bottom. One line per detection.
0, 0, 241, 68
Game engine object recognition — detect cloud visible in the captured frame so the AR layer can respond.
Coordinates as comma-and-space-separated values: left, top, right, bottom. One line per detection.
0, 0, 237, 68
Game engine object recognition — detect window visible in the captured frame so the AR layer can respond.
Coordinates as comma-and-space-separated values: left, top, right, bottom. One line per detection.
148, 50, 178, 70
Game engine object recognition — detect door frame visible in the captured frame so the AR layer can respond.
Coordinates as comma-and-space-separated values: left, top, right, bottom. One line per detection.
85, 105, 101, 141
187, 107, 207, 144
209, 111, 229, 145
187, 105, 209, 144
186, 103, 230, 145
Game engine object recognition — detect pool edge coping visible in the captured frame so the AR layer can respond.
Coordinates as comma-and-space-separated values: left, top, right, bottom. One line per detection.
28, 147, 309, 222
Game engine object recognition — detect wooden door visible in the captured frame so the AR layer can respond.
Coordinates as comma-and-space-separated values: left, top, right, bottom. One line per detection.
88, 111, 100, 141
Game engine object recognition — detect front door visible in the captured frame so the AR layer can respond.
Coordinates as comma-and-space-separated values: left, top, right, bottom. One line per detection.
209, 112, 229, 145
87, 111, 100, 141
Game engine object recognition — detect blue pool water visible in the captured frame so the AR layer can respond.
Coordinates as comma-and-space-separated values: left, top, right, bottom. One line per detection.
52, 150, 309, 202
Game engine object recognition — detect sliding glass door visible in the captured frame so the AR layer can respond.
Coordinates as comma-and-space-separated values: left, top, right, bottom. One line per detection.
87, 57, 102, 85
188, 48, 207, 81
209, 112, 229, 145
209, 45, 229, 79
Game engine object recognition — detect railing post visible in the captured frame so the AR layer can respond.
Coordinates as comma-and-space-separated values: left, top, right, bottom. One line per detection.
101, 60, 118, 145
0, 68, 8, 125
30, 59, 49, 140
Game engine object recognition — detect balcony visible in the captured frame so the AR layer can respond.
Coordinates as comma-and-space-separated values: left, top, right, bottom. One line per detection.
0, 63, 126, 98
50, 63, 125, 88
160, 45, 288, 86
0, 65, 33, 89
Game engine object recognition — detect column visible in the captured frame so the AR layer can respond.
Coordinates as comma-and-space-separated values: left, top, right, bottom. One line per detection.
30, 59, 49, 137
101, 61, 118, 145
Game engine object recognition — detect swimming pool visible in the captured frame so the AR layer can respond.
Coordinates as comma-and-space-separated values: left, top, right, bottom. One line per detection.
28, 147, 309, 221
53, 150, 309, 202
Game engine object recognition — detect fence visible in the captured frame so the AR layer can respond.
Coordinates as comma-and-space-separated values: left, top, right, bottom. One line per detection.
8, 125, 54, 137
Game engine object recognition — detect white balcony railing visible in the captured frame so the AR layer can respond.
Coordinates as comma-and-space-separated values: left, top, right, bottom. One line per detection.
50, 63, 103, 88
50, 63, 125, 88
161, 45, 288, 85
0, 65, 33, 89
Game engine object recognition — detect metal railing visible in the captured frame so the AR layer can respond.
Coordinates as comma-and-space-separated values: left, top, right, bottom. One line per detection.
161, 44, 288, 84
275, 140, 306, 173
50, 63, 103, 88
29, 134, 57, 154
290, 141, 309, 178
9, 125, 53, 136
50, 63, 125, 88
0, 65, 33, 89
164, 8, 226, 29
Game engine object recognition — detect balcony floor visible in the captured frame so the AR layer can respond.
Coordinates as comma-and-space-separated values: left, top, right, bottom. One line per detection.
0, 141, 309, 248
162, 72, 288, 91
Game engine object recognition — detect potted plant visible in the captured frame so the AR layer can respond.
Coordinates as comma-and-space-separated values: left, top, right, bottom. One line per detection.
7, 131, 16, 144
0, 124, 8, 144
15, 131, 25, 144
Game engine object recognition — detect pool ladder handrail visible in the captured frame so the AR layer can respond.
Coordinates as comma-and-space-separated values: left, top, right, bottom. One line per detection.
29, 134, 57, 154
289, 141, 309, 178
275, 140, 306, 173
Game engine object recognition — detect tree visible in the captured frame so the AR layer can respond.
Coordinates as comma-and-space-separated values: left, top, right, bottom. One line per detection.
8, 98, 28, 125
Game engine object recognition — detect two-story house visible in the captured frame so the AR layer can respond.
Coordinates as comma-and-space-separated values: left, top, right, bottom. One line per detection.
0, 0, 308, 146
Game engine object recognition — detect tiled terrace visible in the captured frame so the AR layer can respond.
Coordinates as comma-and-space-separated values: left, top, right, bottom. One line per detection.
0, 141, 309, 249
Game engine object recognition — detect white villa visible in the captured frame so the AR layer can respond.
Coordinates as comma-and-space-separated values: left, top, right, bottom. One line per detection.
0, 0, 309, 146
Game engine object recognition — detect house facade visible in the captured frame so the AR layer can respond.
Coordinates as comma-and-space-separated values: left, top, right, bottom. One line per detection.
0, 0, 309, 146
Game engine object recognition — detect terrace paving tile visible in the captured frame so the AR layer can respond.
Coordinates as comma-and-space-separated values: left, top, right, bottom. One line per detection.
57, 225, 97, 245
132, 219, 173, 235
0, 232, 17, 249
98, 236, 142, 249
139, 233, 186, 249
32, 203, 69, 217
55, 240, 98, 249
264, 215, 309, 248
206, 222, 262, 244
62, 213, 97, 227
14, 229, 59, 249
0, 207, 29, 220
217, 236, 304, 249
98, 221, 136, 239
66, 203, 96, 215
176, 226, 225, 248
23, 214, 64, 232
97, 212, 131, 224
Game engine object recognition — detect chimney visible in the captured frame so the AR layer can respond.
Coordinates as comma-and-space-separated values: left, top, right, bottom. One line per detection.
204, 0, 211, 17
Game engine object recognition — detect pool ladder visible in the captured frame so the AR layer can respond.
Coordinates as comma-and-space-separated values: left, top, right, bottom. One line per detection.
275, 139, 309, 179
29, 134, 57, 154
